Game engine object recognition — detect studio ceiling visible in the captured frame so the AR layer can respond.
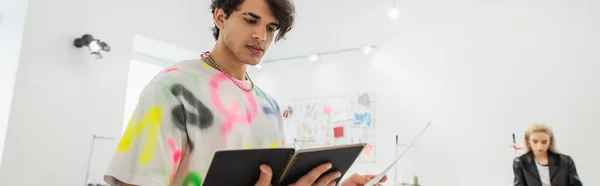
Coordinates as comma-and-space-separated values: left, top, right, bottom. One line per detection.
138, 0, 396, 62
261, 0, 395, 61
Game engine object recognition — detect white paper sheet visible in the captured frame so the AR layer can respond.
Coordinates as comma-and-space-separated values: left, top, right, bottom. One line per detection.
364, 122, 431, 186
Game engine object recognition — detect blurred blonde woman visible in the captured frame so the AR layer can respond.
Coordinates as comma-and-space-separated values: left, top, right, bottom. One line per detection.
513, 123, 583, 186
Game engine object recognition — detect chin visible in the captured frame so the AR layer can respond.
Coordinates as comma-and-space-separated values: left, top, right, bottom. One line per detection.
534, 150, 547, 154
241, 57, 261, 66
247, 60, 261, 66
241, 61, 260, 66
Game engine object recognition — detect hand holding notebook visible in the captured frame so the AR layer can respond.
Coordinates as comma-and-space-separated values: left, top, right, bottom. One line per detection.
255, 163, 343, 186
202, 143, 366, 186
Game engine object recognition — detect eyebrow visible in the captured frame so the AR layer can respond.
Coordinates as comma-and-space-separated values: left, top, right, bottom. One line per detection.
242, 12, 261, 19
242, 12, 280, 28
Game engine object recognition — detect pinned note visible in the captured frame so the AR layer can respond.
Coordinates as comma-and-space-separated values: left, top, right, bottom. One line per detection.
323, 106, 332, 115
333, 126, 344, 138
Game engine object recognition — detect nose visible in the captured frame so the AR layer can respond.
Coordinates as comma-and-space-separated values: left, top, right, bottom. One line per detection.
252, 28, 267, 43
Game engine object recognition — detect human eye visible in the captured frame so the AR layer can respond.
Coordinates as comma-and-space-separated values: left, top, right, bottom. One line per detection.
244, 18, 257, 24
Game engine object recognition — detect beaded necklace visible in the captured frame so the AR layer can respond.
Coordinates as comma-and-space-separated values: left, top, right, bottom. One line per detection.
201, 51, 254, 92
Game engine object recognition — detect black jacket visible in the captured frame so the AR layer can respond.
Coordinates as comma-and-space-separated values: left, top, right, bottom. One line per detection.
513, 151, 583, 186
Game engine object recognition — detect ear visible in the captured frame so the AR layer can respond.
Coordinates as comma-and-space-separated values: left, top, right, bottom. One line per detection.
214, 8, 226, 30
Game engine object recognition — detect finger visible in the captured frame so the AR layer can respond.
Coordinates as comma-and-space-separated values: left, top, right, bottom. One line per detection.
313, 171, 341, 186
327, 181, 337, 186
364, 174, 387, 183
378, 175, 388, 182
364, 174, 376, 179
348, 173, 370, 184
296, 163, 332, 185
254, 164, 272, 186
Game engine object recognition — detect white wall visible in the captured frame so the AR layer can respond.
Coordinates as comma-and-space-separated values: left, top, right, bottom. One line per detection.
0, 0, 29, 168
0, 0, 211, 185
2, 0, 599, 185
252, 2, 600, 186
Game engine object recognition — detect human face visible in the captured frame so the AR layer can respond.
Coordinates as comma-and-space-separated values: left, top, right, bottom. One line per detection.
215, 0, 279, 65
528, 132, 550, 155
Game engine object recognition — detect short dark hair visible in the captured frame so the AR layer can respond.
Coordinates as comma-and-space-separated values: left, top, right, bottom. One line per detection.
210, 0, 295, 42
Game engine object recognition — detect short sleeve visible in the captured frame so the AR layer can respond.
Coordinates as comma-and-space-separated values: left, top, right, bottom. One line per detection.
105, 82, 187, 186
273, 101, 287, 146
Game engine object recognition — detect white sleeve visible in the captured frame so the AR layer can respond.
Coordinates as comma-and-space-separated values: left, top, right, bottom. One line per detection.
104, 82, 187, 186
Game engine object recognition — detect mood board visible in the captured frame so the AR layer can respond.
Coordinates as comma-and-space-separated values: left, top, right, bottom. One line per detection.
278, 92, 377, 162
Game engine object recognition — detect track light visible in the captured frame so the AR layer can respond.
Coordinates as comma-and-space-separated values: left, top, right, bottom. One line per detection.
74, 34, 111, 59
261, 44, 379, 63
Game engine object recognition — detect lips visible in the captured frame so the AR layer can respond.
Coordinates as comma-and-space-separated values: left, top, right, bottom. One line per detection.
247, 45, 264, 56
247, 45, 263, 50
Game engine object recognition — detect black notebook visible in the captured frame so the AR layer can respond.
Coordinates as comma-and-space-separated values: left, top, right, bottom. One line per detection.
202, 143, 366, 186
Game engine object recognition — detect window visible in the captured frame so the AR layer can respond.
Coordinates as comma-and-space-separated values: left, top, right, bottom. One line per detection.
122, 60, 166, 133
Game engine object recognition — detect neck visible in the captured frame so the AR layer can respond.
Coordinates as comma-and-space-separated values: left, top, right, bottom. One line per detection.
208, 40, 247, 80
533, 152, 548, 159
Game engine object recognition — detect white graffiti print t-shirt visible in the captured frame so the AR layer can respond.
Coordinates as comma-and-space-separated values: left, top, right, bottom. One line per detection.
104, 58, 285, 186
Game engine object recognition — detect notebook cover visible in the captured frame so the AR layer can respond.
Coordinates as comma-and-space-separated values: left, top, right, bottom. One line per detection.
278, 143, 366, 185
202, 148, 295, 186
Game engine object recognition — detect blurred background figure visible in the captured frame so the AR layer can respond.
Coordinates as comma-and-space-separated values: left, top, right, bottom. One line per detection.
513, 123, 583, 186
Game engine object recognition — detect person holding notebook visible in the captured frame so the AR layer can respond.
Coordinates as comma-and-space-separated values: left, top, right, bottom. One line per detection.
104, 0, 387, 185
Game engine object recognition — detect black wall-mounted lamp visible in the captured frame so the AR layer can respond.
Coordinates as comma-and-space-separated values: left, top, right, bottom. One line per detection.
74, 34, 111, 59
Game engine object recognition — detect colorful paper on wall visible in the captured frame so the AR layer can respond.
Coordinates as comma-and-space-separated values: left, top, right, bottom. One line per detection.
330, 101, 353, 122
323, 106, 332, 115
353, 112, 373, 127
333, 126, 344, 138
362, 144, 374, 157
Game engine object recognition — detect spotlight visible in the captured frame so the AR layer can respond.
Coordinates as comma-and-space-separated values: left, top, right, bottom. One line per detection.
255, 64, 263, 69
74, 34, 111, 59
388, 7, 400, 19
309, 54, 319, 62
363, 46, 372, 54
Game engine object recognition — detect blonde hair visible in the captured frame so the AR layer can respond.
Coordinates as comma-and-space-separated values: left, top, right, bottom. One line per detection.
524, 123, 559, 153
